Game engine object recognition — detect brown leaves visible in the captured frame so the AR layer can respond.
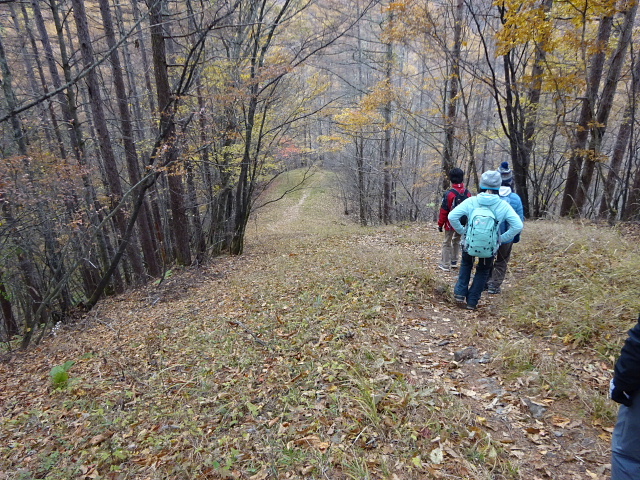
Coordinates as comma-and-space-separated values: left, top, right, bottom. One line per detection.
88, 430, 114, 447
0, 207, 617, 480
293, 435, 330, 452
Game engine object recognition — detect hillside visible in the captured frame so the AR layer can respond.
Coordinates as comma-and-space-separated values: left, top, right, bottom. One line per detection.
2, 168, 639, 480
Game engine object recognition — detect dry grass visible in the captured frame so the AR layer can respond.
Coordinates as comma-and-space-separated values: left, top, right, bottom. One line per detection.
496, 219, 640, 351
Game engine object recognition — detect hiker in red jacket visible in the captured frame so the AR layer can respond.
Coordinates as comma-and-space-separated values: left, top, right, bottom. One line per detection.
437, 168, 471, 271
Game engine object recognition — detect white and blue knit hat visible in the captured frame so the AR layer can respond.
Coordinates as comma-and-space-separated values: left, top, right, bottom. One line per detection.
499, 162, 513, 183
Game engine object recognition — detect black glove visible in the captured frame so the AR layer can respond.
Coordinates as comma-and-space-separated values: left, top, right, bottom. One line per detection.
610, 379, 633, 407
438, 226, 443, 232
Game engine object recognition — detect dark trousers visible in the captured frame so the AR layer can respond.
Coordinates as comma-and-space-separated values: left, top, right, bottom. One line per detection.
454, 250, 494, 308
612, 401, 640, 479
488, 242, 513, 290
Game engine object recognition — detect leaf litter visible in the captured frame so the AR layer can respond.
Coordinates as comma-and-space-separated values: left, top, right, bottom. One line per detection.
0, 170, 625, 479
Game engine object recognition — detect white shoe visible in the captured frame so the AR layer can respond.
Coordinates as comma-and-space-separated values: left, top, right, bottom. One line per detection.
438, 264, 450, 271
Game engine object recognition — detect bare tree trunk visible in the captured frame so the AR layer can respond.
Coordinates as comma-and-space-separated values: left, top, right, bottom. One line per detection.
98, 0, 161, 278
71, 0, 145, 279
0, 35, 27, 155
601, 49, 640, 219
134, 0, 157, 131
0, 31, 75, 325
356, 136, 367, 225
149, 0, 192, 265
0, 277, 18, 339
559, 13, 614, 216
9, 4, 55, 150
113, 0, 146, 143
231, 0, 294, 254
518, 0, 554, 217
442, 0, 463, 188
0, 35, 46, 344
575, 0, 638, 215
382, 12, 393, 225
44, 0, 119, 294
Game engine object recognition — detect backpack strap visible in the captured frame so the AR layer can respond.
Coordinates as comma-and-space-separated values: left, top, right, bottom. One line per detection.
441, 188, 455, 212
442, 188, 467, 212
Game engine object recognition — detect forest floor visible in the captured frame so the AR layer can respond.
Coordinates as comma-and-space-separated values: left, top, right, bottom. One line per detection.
2, 168, 640, 480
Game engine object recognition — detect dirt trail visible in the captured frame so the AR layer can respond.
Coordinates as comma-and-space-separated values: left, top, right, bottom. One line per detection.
265, 191, 310, 233
248, 173, 612, 479
348, 230, 612, 479
251, 174, 611, 479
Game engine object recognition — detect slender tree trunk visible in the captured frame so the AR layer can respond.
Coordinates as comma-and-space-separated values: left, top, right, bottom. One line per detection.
0, 32, 75, 322
0, 36, 45, 343
133, 0, 157, 131
21, 4, 67, 160
575, 0, 638, 215
559, 14, 614, 216
9, 4, 54, 150
382, 13, 393, 225
356, 135, 367, 225
601, 51, 640, 219
71, 0, 145, 279
519, 0, 554, 217
499, 11, 529, 209
622, 52, 640, 220
149, 0, 192, 265
186, 157, 206, 262
114, 0, 146, 143
47, 0, 122, 295
98, 0, 161, 278
185, 0, 208, 261
0, 35, 27, 155
442, 0, 463, 188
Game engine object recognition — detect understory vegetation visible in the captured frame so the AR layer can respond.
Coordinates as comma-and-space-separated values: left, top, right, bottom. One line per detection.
0, 169, 633, 479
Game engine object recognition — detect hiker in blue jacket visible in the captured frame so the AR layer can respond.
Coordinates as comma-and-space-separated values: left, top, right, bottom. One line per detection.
610, 315, 640, 479
448, 170, 523, 310
486, 163, 525, 294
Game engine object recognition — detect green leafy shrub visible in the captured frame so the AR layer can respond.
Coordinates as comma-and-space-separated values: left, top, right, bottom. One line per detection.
50, 360, 75, 389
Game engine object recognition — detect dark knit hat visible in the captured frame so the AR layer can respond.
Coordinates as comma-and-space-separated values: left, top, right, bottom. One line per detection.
499, 162, 513, 182
479, 170, 502, 191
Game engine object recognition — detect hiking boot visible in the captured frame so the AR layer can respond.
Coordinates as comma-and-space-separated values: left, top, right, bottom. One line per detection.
487, 286, 501, 294
465, 303, 477, 310
454, 294, 465, 303
451, 261, 458, 268
438, 264, 450, 271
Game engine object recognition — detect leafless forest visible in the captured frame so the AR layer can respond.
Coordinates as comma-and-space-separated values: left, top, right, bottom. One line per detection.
1, 0, 639, 345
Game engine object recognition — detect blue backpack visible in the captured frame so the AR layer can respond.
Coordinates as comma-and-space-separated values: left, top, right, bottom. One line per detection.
464, 204, 499, 258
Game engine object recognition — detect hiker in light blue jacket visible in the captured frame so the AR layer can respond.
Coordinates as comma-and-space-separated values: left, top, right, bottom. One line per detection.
448, 170, 523, 310
486, 163, 525, 294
